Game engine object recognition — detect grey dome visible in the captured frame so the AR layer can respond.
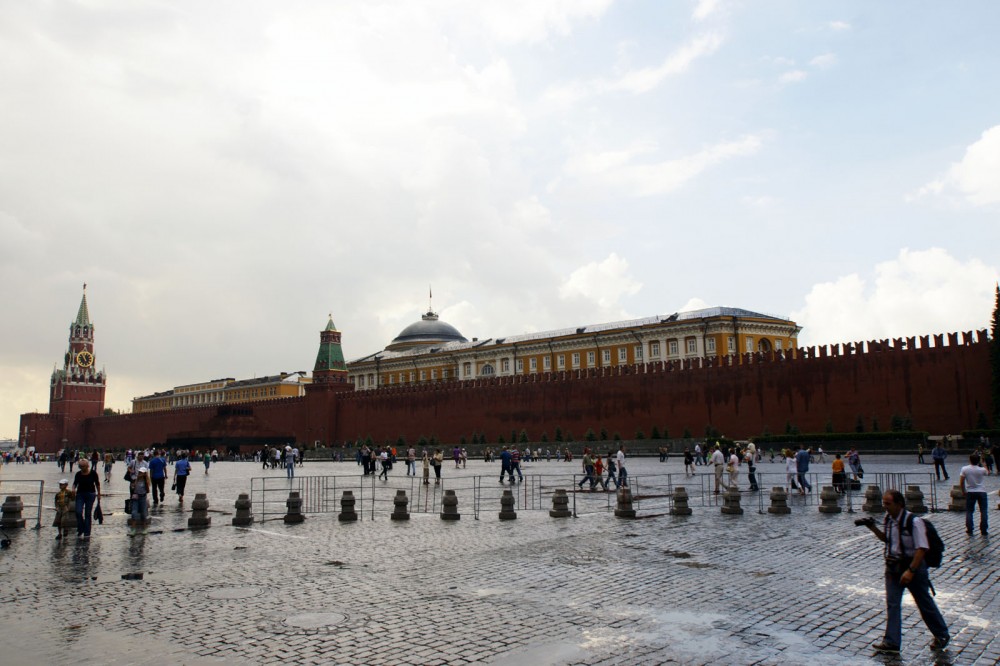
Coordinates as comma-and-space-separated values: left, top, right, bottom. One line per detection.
387, 311, 467, 351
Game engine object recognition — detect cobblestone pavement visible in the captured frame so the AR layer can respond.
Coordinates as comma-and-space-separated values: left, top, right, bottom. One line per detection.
0, 455, 997, 665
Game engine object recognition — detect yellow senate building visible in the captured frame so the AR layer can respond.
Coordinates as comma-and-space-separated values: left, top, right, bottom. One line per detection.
132, 372, 310, 413
347, 306, 801, 391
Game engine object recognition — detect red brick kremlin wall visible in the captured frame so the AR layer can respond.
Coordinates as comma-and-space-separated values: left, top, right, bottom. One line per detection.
23, 330, 992, 452
334, 331, 992, 444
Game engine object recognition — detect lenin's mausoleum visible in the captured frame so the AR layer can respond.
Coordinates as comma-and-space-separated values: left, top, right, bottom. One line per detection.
19, 288, 992, 453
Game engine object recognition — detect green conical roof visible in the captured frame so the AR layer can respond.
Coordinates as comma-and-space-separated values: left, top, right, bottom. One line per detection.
75, 287, 91, 326
314, 316, 346, 372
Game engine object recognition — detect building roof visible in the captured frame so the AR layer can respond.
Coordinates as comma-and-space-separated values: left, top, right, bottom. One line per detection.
75, 287, 90, 327
385, 311, 468, 351
351, 306, 794, 363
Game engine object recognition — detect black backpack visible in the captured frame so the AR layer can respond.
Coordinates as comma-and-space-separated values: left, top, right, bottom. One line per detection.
902, 513, 945, 568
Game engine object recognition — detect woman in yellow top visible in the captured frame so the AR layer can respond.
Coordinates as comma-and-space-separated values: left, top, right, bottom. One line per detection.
831, 453, 846, 493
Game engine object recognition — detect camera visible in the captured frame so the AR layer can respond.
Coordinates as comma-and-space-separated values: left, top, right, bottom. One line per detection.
854, 517, 875, 527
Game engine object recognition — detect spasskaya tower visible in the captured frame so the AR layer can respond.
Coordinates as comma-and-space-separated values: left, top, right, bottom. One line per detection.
48, 285, 106, 440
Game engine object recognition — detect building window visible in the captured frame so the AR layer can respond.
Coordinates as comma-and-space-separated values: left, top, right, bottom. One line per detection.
572, 352, 581, 368
775, 339, 783, 350
481, 364, 495, 375
516, 359, 524, 372
501, 358, 510, 373
463, 363, 471, 378
431, 369, 437, 380
649, 341, 660, 357
602, 349, 611, 365
419, 370, 426, 381
745, 337, 754, 352
442, 369, 449, 379
368, 374, 375, 387
587, 351, 596, 367
706, 337, 716, 353
668, 340, 678, 356
529, 358, 537, 371
557, 354, 565, 369
543, 356, 551, 370
635, 345, 643, 361
727, 337, 735, 353
359, 375, 365, 387
686, 338, 697, 354
399, 373, 405, 383
409, 371, 415, 382
618, 347, 628, 363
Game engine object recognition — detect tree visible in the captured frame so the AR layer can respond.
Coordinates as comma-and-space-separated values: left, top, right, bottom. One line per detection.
992, 283, 1000, 426
540, 432, 549, 443
600, 427, 608, 441
585, 428, 597, 442
635, 429, 645, 440
554, 426, 563, 442
650, 425, 661, 439
519, 429, 529, 444
855, 416, 865, 433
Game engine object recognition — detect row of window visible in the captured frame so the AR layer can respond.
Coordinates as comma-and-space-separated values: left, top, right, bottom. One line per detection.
356, 336, 785, 389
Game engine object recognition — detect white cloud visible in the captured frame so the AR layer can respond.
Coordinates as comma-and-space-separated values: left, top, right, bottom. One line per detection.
678, 297, 710, 312
566, 134, 762, 197
692, 0, 720, 22
544, 32, 725, 104
559, 253, 642, 309
829, 20, 851, 31
792, 248, 998, 345
741, 195, 777, 208
779, 69, 808, 84
809, 52, 837, 68
912, 125, 1000, 206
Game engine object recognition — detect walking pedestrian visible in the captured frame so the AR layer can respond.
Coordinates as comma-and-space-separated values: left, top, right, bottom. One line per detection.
683, 448, 695, 477
931, 442, 949, 481
432, 449, 443, 484
285, 445, 295, 479
960, 454, 989, 536
148, 449, 167, 506
795, 445, 812, 495
53, 479, 74, 540
72, 459, 101, 539
174, 452, 191, 503
422, 450, 430, 485
130, 464, 151, 533
861, 489, 950, 654
711, 445, 726, 494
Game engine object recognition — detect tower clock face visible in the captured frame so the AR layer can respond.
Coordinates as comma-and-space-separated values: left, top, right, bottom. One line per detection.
76, 350, 94, 368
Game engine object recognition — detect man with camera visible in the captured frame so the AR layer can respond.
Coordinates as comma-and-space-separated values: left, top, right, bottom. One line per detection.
858, 489, 949, 654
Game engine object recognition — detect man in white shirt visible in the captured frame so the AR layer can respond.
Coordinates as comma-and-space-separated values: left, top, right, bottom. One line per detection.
616, 445, 627, 487
710, 446, 726, 494
960, 454, 989, 536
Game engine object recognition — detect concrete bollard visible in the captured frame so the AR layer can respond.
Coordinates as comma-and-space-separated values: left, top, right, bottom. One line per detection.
283, 491, 305, 524
232, 493, 254, 526
614, 487, 636, 518
499, 489, 517, 521
862, 485, 883, 513
905, 485, 928, 514
947, 485, 966, 512
768, 487, 791, 514
440, 489, 460, 521
818, 486, 842, 514
391, 490, 410, 521
720, 487, 743, 515
338, 490, 358, 522
188, 493, 211, 529
549, 489, 572, 518
670, 487, 692, 516
1, 496, 26, 529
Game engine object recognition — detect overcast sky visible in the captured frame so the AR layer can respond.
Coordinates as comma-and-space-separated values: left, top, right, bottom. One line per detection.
3, 1, 999, 438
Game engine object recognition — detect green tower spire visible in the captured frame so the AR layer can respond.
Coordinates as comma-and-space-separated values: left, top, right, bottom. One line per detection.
313, 314, 347, 383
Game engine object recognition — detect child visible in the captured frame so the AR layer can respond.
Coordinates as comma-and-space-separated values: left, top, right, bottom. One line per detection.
53, 479, 75, 540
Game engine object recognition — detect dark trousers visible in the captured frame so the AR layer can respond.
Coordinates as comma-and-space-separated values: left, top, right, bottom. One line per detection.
151, 477, 166, 502
966, 492, 988, 534
175, 475, 188, 498
933, 459, 948, 480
